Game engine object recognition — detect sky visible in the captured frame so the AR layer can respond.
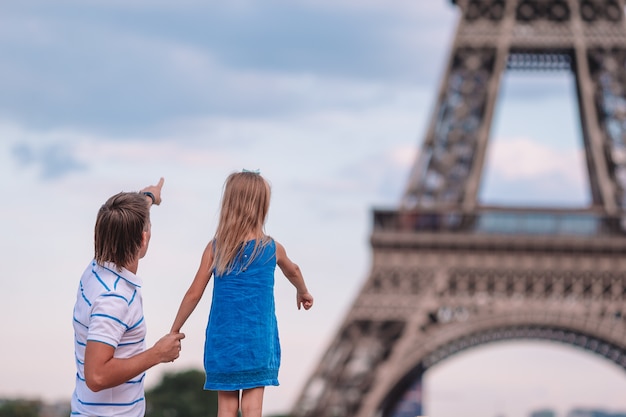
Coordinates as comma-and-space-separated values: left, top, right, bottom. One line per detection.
1, 1, 626, 417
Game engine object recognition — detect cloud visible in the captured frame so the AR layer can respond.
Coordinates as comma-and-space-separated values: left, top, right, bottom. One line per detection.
487, 136, 584, 182
480, 136, 590, 206
0, 1, 455, 135
289, 142, 415, 216
11, 141, 88, 180
338, 145, 415, 204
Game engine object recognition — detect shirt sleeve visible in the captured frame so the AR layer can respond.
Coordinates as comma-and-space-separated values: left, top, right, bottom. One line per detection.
87, 294, 130, 348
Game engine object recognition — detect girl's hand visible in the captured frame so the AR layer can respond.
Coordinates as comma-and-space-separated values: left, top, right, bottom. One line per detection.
297, 291, 314, 310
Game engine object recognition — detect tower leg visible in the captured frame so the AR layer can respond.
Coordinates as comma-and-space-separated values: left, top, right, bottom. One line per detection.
387, 377, 423, 417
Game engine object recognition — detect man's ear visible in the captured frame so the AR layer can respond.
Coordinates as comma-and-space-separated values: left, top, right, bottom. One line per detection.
141, 230, 150, 250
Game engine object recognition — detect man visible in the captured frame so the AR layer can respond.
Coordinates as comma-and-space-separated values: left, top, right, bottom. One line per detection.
71, 178, 185, 416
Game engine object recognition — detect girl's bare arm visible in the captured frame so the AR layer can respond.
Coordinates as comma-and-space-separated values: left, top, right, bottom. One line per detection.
170, 241, 214, 332
276, 241, 313, 310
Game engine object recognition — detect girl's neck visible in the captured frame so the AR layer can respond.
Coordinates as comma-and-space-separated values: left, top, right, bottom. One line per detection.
245, 232, 263, 241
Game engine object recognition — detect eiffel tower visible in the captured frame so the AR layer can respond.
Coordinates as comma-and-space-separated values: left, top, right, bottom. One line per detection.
292, 1, 626, 416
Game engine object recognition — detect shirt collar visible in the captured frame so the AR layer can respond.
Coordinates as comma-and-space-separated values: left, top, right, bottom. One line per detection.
101, 261, 143, 288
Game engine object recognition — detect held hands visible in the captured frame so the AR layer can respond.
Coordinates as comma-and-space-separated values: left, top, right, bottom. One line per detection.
141, 177, 165, 206
153, 332, 185, 363
297, 291, 314, 310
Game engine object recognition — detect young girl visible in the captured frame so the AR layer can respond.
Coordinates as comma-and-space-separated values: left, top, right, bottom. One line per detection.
170, 170, 314, 417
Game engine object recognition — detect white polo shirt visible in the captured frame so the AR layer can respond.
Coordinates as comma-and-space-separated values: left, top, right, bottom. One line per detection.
71, 260, 147, 417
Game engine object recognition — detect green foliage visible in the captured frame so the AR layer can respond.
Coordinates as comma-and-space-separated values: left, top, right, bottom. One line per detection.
145, 369, 217, 417
0, 399, 41, 417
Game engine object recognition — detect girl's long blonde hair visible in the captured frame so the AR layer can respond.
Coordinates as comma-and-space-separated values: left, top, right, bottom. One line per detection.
212, 171, 272, 276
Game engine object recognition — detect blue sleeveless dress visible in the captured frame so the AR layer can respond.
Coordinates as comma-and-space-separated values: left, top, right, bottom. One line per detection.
203, 239, 281, 390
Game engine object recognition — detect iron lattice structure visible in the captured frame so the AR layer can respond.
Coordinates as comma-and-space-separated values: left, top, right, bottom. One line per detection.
292, 1, 626, 417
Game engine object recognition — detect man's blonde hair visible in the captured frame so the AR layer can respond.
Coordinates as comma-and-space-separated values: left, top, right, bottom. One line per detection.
94, 192, 150, 270
212, 171, 271, 275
